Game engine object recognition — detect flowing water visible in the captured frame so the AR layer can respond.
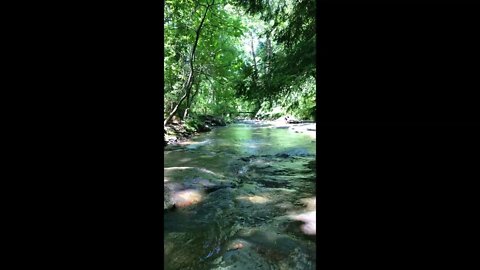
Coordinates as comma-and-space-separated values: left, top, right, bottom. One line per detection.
164, 121, 316, 270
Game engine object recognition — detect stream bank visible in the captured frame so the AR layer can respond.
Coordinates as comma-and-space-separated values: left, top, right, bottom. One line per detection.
164, 115, 229, 146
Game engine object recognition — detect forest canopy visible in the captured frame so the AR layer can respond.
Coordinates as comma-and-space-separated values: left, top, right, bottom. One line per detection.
164, 0, 316, 125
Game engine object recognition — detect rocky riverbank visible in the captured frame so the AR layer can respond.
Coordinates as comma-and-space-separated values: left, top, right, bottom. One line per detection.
241, 117, 316, 140
164, 115, 228, 146
269, 117, 316, 139
164, 115, 316, 147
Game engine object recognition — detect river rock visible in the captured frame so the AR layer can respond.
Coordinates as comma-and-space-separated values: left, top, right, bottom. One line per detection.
290, 211, 316, 235
164, 171, 233, 209
212, 118, 226, 126
165, 134, 178, 143
198, 115, 226, 127
225, 239, 250, 251
173, 189, 203, 208
197, 123, 211, 132
239, 157, 249, 162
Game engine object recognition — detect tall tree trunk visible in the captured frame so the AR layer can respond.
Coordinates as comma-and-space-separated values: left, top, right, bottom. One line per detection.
250, 31, 259, 117
265, 32, 272, 75
250, 31, 258, 87
164, 1, 213, 126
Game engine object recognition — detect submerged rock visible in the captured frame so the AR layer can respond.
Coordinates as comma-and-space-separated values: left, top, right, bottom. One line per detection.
164, 170, 234, 210
300, 197, 316, 211
236, 195, 270, 204
164, 182, 220, 209
257, 179, 289, 188
164, 185, 175, 210
225, 240, 249, 251
205, 183, 234, 193
305, 159, 316, 171
173, 189, 203, 208
290, 211, 316, 235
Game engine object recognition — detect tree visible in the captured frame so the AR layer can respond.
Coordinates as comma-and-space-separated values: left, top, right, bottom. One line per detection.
231, 0, 316, 119
164, 0, 246, 123
164, 0, 317, 123
164, 0, 215, 126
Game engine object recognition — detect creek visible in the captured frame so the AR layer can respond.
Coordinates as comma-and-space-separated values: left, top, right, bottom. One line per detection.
164, 120, 316, 270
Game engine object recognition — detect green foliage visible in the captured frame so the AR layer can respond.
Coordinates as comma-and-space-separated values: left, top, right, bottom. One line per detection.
229, 0, 316, 119
165, 0, 247, 120
184, 117, 202, 132
164, 0, 316, 122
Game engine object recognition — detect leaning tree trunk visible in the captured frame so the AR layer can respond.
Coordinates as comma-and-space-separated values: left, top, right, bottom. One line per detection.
164, 1, 213, 126
183, 78, 201, 119
190, 78, 201, 105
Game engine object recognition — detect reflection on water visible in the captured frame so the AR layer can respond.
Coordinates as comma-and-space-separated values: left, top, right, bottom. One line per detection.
164, 122, 316, 270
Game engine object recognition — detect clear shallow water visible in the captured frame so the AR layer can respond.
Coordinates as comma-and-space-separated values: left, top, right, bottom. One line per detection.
164, 122, 316, 270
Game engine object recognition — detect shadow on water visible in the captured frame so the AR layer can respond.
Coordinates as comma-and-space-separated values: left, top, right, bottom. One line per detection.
164, 122, 316, 270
